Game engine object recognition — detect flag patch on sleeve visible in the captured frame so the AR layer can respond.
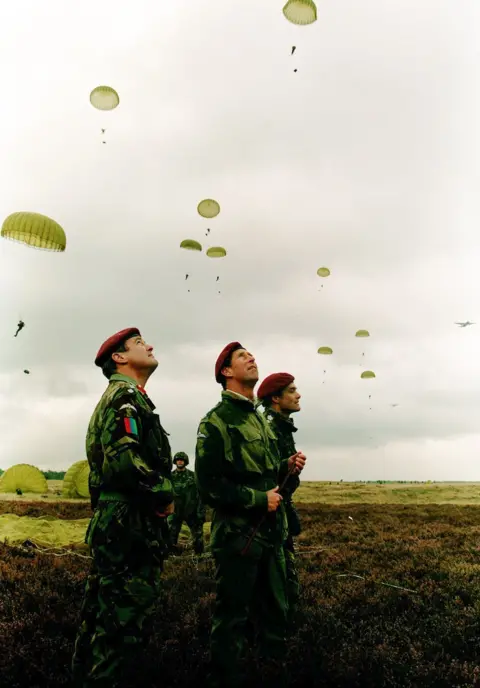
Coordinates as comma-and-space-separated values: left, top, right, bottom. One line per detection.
124, 417, 138, 436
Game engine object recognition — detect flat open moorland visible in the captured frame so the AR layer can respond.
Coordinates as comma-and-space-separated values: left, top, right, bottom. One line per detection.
1, 483, 480, 687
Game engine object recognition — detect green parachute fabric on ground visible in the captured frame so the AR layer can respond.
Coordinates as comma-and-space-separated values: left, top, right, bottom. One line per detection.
0, 464, 48, 494
62, 460, 90, 498
74, 462, 90, 498
0, 514, 90, 547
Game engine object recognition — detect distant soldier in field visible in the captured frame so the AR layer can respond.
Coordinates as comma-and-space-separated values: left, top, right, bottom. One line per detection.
257, 373, 302, 627
71, 327, 174, 688
168, 451, 206, 554
195, 342, 306, 687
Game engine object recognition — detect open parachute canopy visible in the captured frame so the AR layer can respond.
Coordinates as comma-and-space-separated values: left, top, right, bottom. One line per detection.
317, 346, 333, 355
317, 267, 330, 277
206, 246, 226, 258
355, 329, 370, 337
1, 212, 66, 251
197, 199, 220, 219
62, 460, 90, 499
361, 371, 376, 379
0, 464, 48, 494
180, 239, 202, 251
283, 0, 318, 26
90, 86, 120, 111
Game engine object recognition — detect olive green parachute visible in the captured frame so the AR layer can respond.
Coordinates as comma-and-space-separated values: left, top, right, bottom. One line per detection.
1, 212, 66, 251
0, 464, 48, 494
361, 371, 376, 379
62, 460, 90, 499
90, 86, 120, 111
206, 246, 226, 258
317, 267, 330, 277
283, 0, 318, 26
180, 239, 202, 251
355, 329, 370, 337
317, 346, 333, 355
197, 199, 220, 219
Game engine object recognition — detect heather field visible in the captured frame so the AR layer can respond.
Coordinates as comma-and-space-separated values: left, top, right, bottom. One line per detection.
1, 484, 480, 687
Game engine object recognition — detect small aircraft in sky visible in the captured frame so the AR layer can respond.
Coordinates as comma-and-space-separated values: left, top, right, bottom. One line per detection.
455, 321, 475, 328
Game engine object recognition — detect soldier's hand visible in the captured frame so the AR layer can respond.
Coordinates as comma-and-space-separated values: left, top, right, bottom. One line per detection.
288, 451, 306, 475
266, 486, 283, 512
155, 501, 175, 518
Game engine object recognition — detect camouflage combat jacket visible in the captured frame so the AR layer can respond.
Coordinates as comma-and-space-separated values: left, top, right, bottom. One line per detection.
262, 408, 300, 499
195, 390, 289, 551
171, 468, 206, 521
86, 373, 173, 511
263, 407, 302, 536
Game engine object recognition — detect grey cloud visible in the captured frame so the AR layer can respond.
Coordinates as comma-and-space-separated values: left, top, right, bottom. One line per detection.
0, 0, 478, 478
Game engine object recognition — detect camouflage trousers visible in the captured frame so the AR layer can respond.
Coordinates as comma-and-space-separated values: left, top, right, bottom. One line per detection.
209, 534, 288, 687
71, 502, 166, 688
168, 512, 204, 554
284, 535, 300, 626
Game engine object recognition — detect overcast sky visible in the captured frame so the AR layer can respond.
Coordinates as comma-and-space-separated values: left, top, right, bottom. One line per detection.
0, 0, 479, 481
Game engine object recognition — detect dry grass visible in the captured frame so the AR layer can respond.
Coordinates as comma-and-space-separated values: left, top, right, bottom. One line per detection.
1, 495, 480, 686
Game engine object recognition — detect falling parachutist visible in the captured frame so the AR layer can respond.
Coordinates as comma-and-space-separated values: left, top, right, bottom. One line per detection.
185, 274, 189, 280
216, 276, 219, 282
14, 320, 25, 337
101, 129, 106, 134
23, 369, 30, 374
293, 69, 298, 73
291, 46, 296, 55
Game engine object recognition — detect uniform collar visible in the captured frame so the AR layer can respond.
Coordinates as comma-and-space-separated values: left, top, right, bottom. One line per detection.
222, 389, 258, 410
265, 407, 297, 432
110, 373, 154, 406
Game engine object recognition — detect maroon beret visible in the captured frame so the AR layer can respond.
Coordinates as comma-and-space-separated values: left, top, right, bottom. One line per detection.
94, 327, 140, 367
257, 372, 295, 400
215, 341, 244, 382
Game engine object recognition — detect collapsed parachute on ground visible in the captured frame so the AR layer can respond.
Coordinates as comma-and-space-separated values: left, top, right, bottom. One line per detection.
0, 514, 90, 547
90, 86, 119, 111
283, 0, 318, 26
62, 460, 90, 499
197, 199, 220, 219
180, 239, 202, 251
355, 329, 370, 337
361, 371, 376, 379
206, 247, 226, 258
1, 212, 66, 251
0, 464, 48, 494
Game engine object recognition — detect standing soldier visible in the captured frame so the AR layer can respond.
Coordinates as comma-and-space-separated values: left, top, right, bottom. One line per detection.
195, 342, 306, 687
71, 327, 174, 688
168, 451, 206, 555
257, 373, 302, 627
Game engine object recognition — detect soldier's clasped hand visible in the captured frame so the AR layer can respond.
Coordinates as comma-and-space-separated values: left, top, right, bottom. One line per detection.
288, 451, 306, 475
266, 486, 283, 512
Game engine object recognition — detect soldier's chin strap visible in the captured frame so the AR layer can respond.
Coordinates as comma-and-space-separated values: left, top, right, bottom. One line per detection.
241, 455, 299, 557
